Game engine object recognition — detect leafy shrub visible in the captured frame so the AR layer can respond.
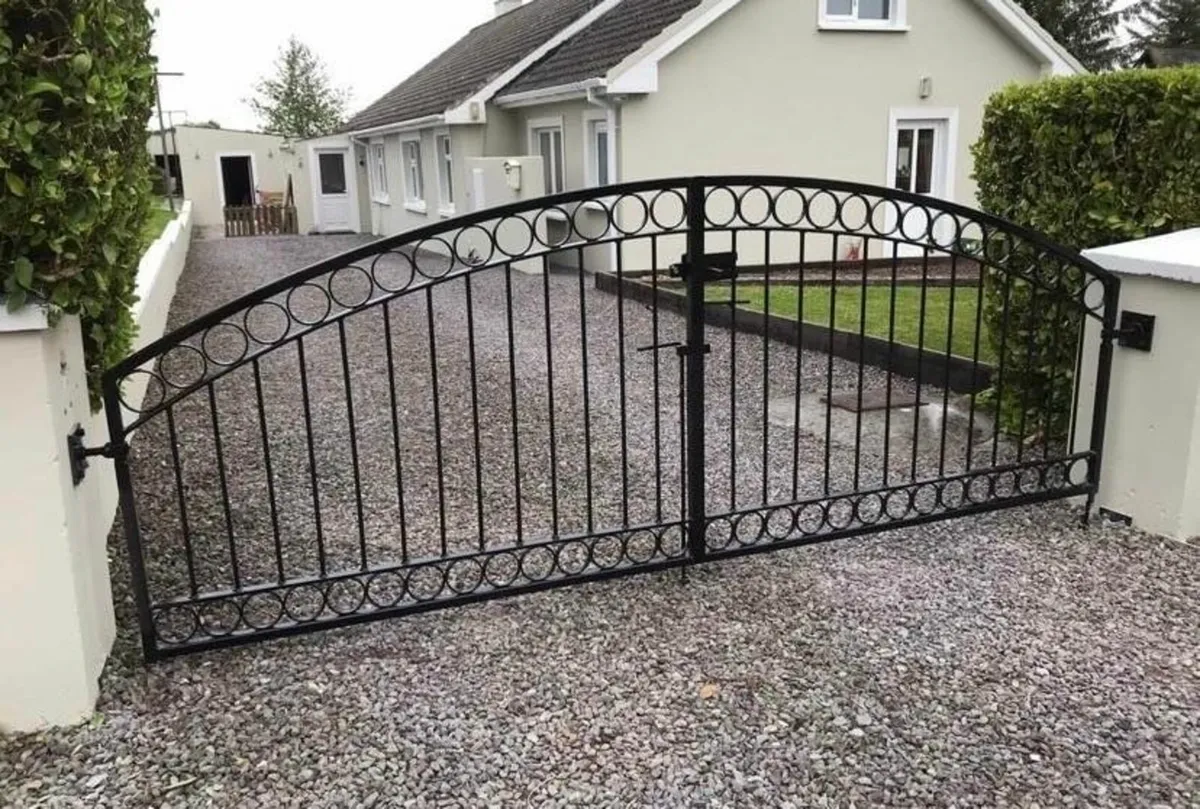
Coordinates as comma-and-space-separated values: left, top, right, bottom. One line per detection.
972, 66, 1200, 440
0, 0, 156, 408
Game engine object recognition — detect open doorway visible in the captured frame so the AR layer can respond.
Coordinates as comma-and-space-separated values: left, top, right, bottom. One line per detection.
219, 154, 255, 207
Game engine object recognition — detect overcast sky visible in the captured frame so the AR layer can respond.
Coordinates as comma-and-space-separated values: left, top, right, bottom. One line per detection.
147, 0, 497, 131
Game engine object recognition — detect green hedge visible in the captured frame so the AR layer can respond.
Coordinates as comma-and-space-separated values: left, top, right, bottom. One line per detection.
972, 67, 1200, 440
0, 0, 156, 408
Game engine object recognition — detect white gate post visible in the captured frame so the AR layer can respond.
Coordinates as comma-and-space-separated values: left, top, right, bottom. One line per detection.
1075, 228, 1200, 541
0, 309, 116, 732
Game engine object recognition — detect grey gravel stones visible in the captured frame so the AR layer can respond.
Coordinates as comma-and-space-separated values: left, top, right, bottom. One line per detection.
1, 235, 1196, 808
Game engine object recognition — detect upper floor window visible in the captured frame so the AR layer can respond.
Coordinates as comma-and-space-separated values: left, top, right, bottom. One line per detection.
820, 0, 907, 30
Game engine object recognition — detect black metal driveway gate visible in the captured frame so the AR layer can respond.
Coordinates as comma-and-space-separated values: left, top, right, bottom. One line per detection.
102, 177, 1119, 660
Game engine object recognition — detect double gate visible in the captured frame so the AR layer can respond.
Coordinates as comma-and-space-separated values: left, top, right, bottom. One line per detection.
103, 177, 1119, 660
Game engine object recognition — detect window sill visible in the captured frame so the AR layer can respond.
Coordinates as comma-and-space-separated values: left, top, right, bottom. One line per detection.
438, 205, 456, 219
372, 195, 391, 206
542, 208, 570, 222
818, 21, 910, 32
403, 201, 428, 215
581, 200, 611, 213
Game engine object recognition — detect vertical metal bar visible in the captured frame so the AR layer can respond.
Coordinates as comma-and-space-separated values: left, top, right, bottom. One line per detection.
684, 179, 709, 562
911, 247, 931, 482
883, 241, 899, 488
426, 287, 449, 557
729, 229, 739, 511
296, 339, 327, 577
251, 359, 285, 583
823, 234, 838, 497
381, 303, 410, 564
650, 236, 664, 523
761, 230, 771, 505
164, 406, 198, 598
337, 319, 368, 569
991, 268, 1016, 468
504, 263, 525, 543
791, 232, 806, 501
104, 376, 157, 659
465, 274, 486, 550
853, 237, 869, 490
615, 244, 630, 526
206, 384, 240, 590
1040, 267, 1068, 462
938, 253, 959, 476
1086, 275, 1121, 514
576, 247, 595, 533
1015, 275, 1040, 464
541, 254, 561, 537
964, 247, 987, 472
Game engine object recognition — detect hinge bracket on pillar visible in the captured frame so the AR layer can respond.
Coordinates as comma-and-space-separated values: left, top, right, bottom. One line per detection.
670, 251, 739, 283
1103, 311, 1155, 352
67, 424, 123, 486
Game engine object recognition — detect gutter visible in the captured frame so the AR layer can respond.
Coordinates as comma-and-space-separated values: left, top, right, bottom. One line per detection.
341, 113, 446, 140
495, 78, 606, 108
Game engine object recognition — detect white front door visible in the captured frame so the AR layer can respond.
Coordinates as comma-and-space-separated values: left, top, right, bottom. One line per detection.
888, 117, 952, 253
315, 149, 353, 232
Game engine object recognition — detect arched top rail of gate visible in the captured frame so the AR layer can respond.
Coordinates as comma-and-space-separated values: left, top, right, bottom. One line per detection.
104, 175, 1118, 431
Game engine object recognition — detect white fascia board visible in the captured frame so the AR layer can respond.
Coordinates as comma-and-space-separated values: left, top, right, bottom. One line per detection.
972, 0, 1086, 75
495, 79, 603, 108
446, 0, 626, 123
343, 114, 445, 139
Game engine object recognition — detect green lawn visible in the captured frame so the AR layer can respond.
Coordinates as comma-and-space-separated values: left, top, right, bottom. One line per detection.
141, 207, 177, 249
706, 283, 995, 362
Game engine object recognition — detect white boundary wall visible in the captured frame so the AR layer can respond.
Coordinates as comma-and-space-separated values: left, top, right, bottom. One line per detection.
0, 202, 193, 732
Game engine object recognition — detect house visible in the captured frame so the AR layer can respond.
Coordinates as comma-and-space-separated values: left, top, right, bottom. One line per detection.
1138, 45, 1200, 68
148, 125, 316, 234
305, 0, 1083, 265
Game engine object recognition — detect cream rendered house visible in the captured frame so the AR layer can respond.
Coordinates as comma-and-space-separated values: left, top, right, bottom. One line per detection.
308, 0, 1082, 258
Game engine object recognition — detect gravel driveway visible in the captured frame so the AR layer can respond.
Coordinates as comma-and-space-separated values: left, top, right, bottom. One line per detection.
1, 234, 1196, 808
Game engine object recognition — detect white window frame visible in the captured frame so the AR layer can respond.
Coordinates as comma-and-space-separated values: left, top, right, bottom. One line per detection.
527, 116, 566, 196
367, 140, 389, 205
400, 134, 426, 214
884, 107, 957, 202
819, 0, 908, 31
434, 130, 455, 217
582, 111, 611, 189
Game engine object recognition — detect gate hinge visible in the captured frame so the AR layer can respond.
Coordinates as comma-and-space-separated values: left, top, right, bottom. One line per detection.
670, 251, 739, 283
1102, 310, 1155, 352
67, 424, 124, 486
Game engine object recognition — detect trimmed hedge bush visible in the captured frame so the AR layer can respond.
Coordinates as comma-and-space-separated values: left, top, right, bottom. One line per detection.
0, 0, 156, 408
972, 66, 1200, 440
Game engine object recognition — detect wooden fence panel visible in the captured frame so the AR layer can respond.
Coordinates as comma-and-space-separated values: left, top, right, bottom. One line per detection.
222, 205, 299, 237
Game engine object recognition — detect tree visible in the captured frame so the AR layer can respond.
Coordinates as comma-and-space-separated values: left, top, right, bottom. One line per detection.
1016, 0, 1130, 71
247, 37, 347, 138
1132, 0, 1200, 49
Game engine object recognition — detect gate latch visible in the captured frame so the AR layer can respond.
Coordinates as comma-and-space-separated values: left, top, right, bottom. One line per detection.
67, 424, 122, 486
1106, 310, 1155, 352
670, 251, 738, 283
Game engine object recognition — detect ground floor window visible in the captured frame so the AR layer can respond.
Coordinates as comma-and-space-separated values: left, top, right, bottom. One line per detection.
530, 121, 565, 194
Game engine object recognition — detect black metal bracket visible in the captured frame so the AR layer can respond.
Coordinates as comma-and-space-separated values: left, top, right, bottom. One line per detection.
1105, 311, 1155, 352
67, 424, 122, 486
1098, 507, 1133, 527
670, 251, 738, 283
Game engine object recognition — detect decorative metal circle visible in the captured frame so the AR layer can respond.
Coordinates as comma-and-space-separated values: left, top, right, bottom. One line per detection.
796, 502, 826, 535
591, 535, 623, 570
407, 564, 446, 601
939, 479, 966, 510
766, 507, 795, 541
736, 186, 773, 227
868, 197, 903, 238
967, 474, 993, 504
885, 489, 912, 521
836, 193, 871, 233
1068, 457, 1090, 488
572, 200, 611, 241
1082, 278, 1107, 313
482, 552, 520, 589
958, 221, 987, 257
201, 322, 250, 367
705, 518, 733, 551
494, 215, 536, 258
772, 187, 807, 228
557, 541, 591, 576
328, 265, 374, 309
326, 578, 367, 616
856, 493, 884, 525
532, 207, 574, 249
900, 203, 934, 244
1045, 461, 1069, 491
1017, 466, 1043, 495
703, 186, 739, 228
806, 190, 840, 230
197, 599, 241, 637
283, 584, 326, 623
658, 525, 686, 558
118, 369, 165, 413
447, 558, 484, 595
453, 225, 497, 268
611, 193, 650, 236
913, 484, 939, 516
992, 470, 1017, 499
370, 251, 416, 293
826, 498, 855, 530
414, 240, 455, 278
520, 546, 556, 582
153, 605, 199, 645
241, 592, 285, 630
366, 571, 406, 609
649, 189, 687, 231
244, 301, 291, 345
625, 530, 658, 564
733, 511, 766, 546
158, 343, 207, 389
286, 282, 332, 326
930, 211, 960, 251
